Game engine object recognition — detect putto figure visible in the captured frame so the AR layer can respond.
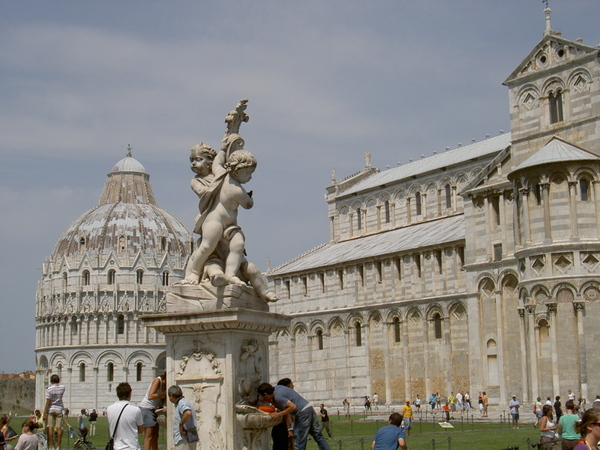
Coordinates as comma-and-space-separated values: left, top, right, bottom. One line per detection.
180, 100, 278, 302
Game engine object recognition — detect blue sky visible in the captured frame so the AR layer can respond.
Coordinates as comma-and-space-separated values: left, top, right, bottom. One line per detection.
1, 1, 598, 373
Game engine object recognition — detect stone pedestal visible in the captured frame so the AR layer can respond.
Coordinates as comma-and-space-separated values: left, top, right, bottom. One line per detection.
142, 284, 290, 450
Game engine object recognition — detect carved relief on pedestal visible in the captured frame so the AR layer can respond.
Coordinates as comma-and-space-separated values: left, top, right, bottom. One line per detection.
176, 340, 225, 449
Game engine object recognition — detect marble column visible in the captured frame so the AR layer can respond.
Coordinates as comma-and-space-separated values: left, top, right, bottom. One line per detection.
547, 302, 559, 395
574, 301, 587, 400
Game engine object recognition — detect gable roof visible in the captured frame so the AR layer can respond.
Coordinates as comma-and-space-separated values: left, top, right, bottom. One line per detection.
504, 34, 598, 86
269, 215, 464, 276
509, 136, 600, 177
338, 134, 511, 198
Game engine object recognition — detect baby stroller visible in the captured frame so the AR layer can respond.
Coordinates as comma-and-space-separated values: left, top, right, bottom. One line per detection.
72, 426, 92, 450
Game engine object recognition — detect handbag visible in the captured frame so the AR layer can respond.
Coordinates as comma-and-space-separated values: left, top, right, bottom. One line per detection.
106, 404, 128, 450
185, 428, 199, 443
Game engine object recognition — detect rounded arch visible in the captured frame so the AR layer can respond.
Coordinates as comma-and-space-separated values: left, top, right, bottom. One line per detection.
156, 352, 167, 372
378, 191, 392, 203
385, 308, 403, 322
367, 309, 383, 324
449, 301, 467, 318
38, 354, 49, 369
338, 205, 349, 215
407, 183, 423, 197
49, 352, 68, 368
552, 283, 576, 303
536, 314, 550, 327
96, 350, 125, 367
350, 200, 363, 210
425, 304, 444, 320
392, 188, 407, 202
69, 351, 94, 367
542, 76, 565, 94
531, 285, 551, 304
516, 83, 541, 101
125, 350, 154, 368
478, 276, 496, 296
518, 287, 530, 305
309, 319, 327, 334
424, 180, 438, 193
327, 316, 345, 332
292, 322, 309, 338
346, 311, 364, 325
365, 196, 377, 208
406, 306, 423, 323
500, 271, 519, 292
567, 68, 592, 86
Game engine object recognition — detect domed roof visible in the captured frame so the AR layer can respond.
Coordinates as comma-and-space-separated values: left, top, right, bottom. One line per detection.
111, 156, 146, 174
51, 151, 190, 260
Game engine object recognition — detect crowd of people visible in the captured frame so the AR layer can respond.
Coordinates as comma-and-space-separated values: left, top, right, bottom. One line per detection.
11, 374, 600, 450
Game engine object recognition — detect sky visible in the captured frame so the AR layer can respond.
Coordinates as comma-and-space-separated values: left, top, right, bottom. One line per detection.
1, 1, 598, 373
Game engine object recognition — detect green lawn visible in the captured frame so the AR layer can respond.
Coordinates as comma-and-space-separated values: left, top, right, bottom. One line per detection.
10, 412, 542, 450
305, 414, 541, 450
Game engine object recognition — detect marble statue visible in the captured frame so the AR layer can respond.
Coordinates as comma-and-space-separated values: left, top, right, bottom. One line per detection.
179, 100, 278, 302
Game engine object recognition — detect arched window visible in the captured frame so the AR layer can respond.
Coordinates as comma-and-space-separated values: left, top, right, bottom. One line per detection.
107, 362, 114, 382
356, 208, 362, 230
136, 362, 143, 382
549, 89, 564, 123
384, 201, 390, 223
161, 237, 167, 252
415, 192, 422, 216
136, 269, 144, 284
62, 272, 68, 290
445, 184, 452, 209
107, 269, 116, 285
79, 362, 86, 382
82, 270, 90, 286
71, 318, 78, 335
433, 313, 442, 339
355, 321, 362, 347
117, 314, 125, 335
316, 329, 324, 350
162, 271, 169, 286
580, 179, 589, 201
393, 317, 401, 343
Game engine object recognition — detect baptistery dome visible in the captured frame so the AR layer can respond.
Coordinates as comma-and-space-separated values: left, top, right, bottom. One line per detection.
35, 150, 191, 410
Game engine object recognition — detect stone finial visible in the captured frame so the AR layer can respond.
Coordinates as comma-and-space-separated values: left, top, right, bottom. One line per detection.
127, 144, 132, 157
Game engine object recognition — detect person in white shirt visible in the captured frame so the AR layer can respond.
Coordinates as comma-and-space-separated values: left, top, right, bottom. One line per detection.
107, 383, 143, 450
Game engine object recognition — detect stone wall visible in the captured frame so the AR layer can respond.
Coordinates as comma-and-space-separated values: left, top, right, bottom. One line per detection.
0, 378, 35, 414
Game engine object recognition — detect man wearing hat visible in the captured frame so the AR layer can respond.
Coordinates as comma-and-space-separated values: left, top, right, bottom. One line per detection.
402, 400, 413, 436
508, 395, 520, 429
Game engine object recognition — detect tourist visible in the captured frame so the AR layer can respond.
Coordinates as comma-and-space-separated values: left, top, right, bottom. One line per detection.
373, 393, 379, 410
558, 400, 580, 449
402, 400, 413, 436
370, 412, 407, 450
0, 415, 18, 450
482, 392, 489, 417
592, 395, 600, 411
509, 395, 520, 429
555, 396, 563, 423
42, 374, 65, 450
319, 404, 332, 439
271, 378, 294, 450
14, 419, 40, 450
448, 392, 456, 412
574, 408, 600, 450
258, 382, 331, 450
107, 382, 143, 450
167, 385, 198, 450
343, 399, 351, 418
77, 410, 87, 440
534, 397, 544, 428
88, 410, 97, 436
365, 396, 372, 412
414, 395, 421, 412
428, 393, 436, 412
138, 373, 166, 450
539, 404, 558, 449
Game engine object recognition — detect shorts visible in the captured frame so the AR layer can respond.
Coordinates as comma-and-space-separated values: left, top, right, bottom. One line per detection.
403, 417, 412, 430
47, 412, 63, 429
511, 413, 519, 421
140, 408, 158, 427
175, 440, 196, 450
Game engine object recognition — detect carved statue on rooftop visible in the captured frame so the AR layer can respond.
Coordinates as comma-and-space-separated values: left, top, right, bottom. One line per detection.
178, 100, 278, 303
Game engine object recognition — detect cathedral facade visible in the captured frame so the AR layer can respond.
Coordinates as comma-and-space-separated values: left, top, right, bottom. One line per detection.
35, 152, 191, 410
267, 14, 600, 406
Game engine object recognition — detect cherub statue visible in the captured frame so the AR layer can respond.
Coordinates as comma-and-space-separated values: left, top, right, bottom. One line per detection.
180, 101, 278, 302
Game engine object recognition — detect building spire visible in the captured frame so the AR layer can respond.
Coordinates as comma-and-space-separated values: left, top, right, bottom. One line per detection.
127, 144, 132, 157
543, 0, 552, 36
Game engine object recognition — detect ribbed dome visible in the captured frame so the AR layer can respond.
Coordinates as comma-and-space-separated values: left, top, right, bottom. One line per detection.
51, 153, 189, 259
